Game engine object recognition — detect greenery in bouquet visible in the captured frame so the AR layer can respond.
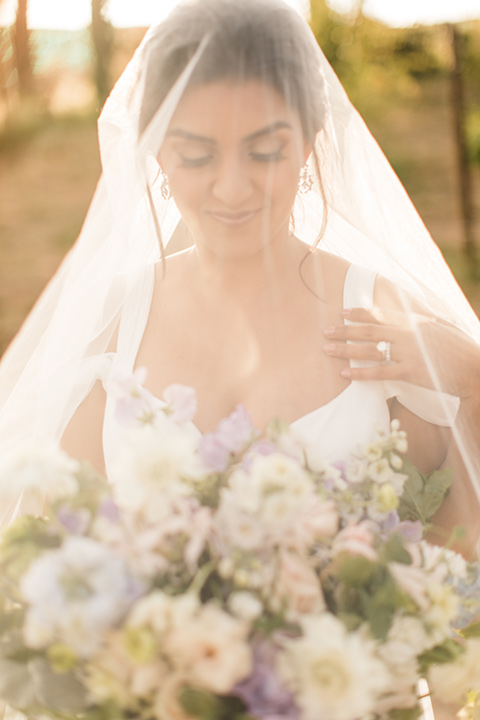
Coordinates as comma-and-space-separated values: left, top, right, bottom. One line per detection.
0, 369, 479, 720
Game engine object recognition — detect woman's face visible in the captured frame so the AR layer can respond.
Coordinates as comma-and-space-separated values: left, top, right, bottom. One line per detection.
158, 79, 309, 259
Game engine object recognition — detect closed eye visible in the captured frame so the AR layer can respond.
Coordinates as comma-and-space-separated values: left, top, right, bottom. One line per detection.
179, 154, 214, 168
249, 149, 285, 162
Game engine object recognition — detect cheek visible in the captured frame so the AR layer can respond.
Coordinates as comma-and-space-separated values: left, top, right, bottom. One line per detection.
168, 171, 206, 212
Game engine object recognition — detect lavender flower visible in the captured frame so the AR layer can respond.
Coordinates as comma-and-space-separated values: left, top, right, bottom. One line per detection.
233, 640, 300, 720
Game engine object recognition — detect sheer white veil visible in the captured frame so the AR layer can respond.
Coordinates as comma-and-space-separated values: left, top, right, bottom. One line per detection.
0, 0, 479, 527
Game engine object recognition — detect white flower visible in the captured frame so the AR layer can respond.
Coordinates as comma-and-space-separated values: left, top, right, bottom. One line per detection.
345, 458, 369, 484
382, 614, 434, 663
367, 458, 394, 483
110, 419, 201, 522
228, 591, 263, 621
0, 443, 78, 513
164, 603, 252, 693
428, 638, 480, 704
424, 582, 460, 637
21, 536, 139, 657
216, 491, 265, 551
363, 442, 383, 462
278, 614, 390, 720
250, 453, 312, 498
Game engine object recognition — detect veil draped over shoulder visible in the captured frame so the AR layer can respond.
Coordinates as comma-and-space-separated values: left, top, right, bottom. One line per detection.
0, 0, 479, 533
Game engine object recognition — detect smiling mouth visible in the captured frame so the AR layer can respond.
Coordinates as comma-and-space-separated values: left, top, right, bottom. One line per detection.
207, 209, 261, 226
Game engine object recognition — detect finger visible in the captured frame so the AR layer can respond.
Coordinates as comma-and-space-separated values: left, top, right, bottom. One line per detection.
324, 323, 404, 343
342, 307, 429, 327
340, 364, 408, 382
323, 341, 394, 362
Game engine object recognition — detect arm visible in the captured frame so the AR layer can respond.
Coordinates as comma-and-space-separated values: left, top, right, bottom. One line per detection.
323, 276, 480, 556
61, 380, 107, 475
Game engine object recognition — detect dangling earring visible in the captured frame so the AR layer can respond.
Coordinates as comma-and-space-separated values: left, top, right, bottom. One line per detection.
159, 170, 171, 200
298, 164, 314, 194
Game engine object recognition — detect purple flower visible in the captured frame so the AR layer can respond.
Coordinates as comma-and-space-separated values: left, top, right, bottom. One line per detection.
233, 640, 300, 720
199, 405, 255, 472
217, 405, 254, 453
397, 520, 423, 543
98, 498, 120, 523
107, 366, 157, 427
57, 506, 91, 535
163, 384, 197, 424
199, 434, 230, 472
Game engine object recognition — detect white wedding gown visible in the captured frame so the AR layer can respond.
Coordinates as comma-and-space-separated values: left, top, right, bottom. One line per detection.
102, 261, 458, 476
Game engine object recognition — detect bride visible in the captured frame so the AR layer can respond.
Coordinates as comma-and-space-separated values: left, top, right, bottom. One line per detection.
0, 1, 479, 713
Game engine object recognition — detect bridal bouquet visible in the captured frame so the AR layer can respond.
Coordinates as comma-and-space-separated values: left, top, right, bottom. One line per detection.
0, 372, 479, 720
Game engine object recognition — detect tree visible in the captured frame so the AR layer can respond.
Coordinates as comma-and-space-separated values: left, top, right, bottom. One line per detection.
14, 0, 33, 96
91, 0, 114, 106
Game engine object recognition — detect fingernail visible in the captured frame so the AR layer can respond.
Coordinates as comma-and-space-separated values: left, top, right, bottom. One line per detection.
340, 369, 351, 378
341, 309, 352, 316
323, 344, 336, 354
323, 326, 335, 337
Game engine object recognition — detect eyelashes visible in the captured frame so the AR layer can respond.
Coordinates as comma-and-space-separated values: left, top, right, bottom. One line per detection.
178, 147, 286, 168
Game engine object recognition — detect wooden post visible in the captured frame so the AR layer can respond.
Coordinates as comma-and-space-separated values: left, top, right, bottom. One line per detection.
91, 0, 113, 106
448, 23, 476, 268
14, 0, 33, 96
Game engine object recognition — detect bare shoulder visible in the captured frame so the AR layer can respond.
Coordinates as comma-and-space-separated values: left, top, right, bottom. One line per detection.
373, 274, 430, 315
299, 245, 351, 300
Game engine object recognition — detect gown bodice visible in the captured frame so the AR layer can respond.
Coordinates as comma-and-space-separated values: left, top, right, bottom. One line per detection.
102, 262, 458, 476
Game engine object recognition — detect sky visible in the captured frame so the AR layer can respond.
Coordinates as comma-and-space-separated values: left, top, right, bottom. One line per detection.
0, 0, 479, 30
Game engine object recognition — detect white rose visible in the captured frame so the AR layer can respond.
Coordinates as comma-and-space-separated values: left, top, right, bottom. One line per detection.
272, 550, 325, 618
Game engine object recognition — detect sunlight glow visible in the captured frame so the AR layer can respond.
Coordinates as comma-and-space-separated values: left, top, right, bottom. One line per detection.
0, 0, 477, 30
0, 0, 308, 30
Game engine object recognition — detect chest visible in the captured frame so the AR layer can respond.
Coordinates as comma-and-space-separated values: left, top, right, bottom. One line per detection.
135, 291, 350, 431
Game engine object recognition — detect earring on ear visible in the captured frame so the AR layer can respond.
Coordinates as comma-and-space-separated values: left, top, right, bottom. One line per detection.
298, 164, 314, 194
159, 170, 171, 200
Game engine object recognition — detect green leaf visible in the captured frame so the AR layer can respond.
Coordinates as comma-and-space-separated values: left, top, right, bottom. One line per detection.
179, 687, 229, 720
461, 621, 480, 639
381, 534, 412, 565
30, 657, 87, 712
337, 554, 378, 585
388, 706, 423, 720
418, 638, 464, 673
368, 604, 394, 640
398, 459, 452, 524
0, 658, 38, 709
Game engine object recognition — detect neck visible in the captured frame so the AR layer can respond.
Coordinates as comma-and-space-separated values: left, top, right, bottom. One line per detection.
187, 228, 307, 309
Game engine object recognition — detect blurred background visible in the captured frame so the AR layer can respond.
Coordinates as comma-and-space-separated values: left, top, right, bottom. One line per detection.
0, 0, 479, 355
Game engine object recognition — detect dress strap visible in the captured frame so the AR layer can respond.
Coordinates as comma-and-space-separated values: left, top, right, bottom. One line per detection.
342, 264, 377, 371
116, 264, 156, 371
343, 263, 377, 311
342, 263, 459, 426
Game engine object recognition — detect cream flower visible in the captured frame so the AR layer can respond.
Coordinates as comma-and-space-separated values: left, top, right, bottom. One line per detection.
272, 550, 325, 618
164, 603, 252, 693
278, 614, 390, 720
428, 638, 480, 704
228, 591, 264, 621
110, 419, 201, 522
0, 442, 78, 514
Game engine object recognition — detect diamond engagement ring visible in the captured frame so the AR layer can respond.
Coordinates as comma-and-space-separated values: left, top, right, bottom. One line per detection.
376, 340, 391, 362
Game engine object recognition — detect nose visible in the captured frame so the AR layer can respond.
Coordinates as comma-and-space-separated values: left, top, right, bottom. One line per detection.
210, 154, 254, 208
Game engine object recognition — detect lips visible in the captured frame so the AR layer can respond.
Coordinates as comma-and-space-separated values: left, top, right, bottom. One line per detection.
207, 209, 261, 226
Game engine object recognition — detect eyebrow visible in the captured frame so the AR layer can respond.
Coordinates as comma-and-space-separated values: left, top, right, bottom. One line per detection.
166, 121, 293, 144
